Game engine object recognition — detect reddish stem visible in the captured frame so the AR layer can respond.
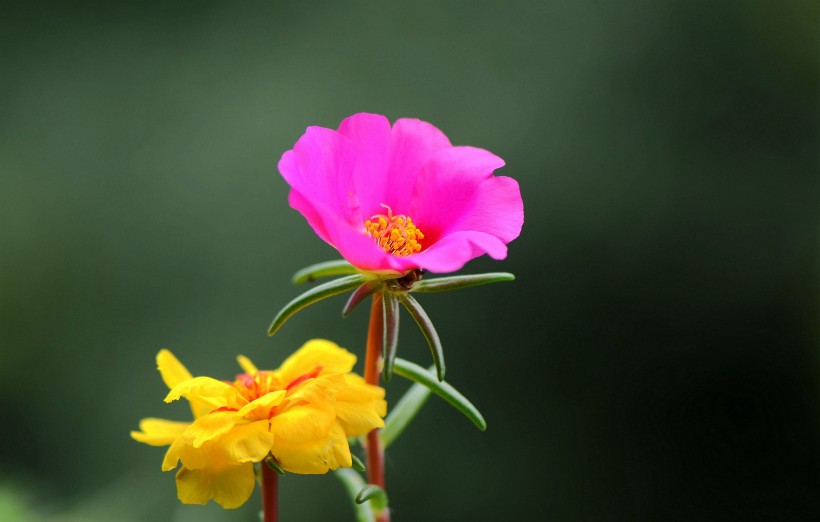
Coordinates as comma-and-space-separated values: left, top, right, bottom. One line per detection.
262, 463, 278, 522
365, 294, 390, 522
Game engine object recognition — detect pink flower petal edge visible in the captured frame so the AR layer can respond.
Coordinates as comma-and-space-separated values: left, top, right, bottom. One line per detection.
278, 113, 523, 274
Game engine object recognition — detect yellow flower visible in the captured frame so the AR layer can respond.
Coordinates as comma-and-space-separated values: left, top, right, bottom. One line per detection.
131, 339, 386, 509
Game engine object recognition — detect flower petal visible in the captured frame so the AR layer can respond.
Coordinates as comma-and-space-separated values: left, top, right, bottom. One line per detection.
280, 154, 331, 244
162, 441, 180, 471
329, 422, 353, 469
269, 401, 338, 474
156, 351, 218, 419
236, 389, 286, 418
411, 230, 510, 273
410, 146, 508, 237
448, 174, 523, 243
164, 376, 244, 409
406, 146, 522, 271
236, 355, 258, 375
334, 374, 387, 436
383, 117, 452, 214
279, 126, 360, 224
157, 349, 192, 389
184, 411, 239, 448
287, 188, 405, 273
276, 339, 357, 383
163, 436, 208, 471
217, 420, 274, 464
337, 113, 392, 214
131, 418, 189, 447
176, 461, 255, 509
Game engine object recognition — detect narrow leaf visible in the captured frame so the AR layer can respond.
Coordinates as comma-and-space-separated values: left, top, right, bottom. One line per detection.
342, 280, 380, 317
398, 294, 445, 381
356, 484, 389, 511
381, 292, 400, 381
268, 275, 366, 336
351, 454, 366, 472
292, 259, 358, 284
392, 358, 487, 431
380, 380, 431, 448
412, 272, 515, 293
264, 458, 286, 476
335, 469, 374, 522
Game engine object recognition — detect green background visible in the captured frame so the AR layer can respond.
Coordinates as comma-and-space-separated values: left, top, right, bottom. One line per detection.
1, 1, 818, 520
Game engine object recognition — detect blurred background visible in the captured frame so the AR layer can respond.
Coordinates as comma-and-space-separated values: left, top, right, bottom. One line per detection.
1, 1, 818, 520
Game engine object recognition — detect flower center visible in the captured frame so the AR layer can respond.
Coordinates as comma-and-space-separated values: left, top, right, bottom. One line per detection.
232, 366, 325, 402
233, 371, 281, 402
364, 204, 424, 256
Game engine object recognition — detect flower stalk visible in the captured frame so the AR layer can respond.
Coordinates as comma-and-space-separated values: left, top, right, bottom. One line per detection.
365, 294, 389, 522
262, 461, 279, 522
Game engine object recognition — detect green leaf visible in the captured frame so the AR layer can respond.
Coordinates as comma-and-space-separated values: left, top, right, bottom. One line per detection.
342, 280, 380, 317
398, 294, 445, 381
380, 380, 431, 448
351, 453, 366, 472
335, 469, 375, 522
392, 358, 487, 431
412, 272, 515, 293
356, 484, 389, 511
292, 259, 358, 284
264, 458, 286, 476
268, 274, 367, 336
381, 292, 400, 382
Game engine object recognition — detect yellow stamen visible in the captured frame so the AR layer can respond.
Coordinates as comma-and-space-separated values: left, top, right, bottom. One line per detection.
364, 204, 425, 256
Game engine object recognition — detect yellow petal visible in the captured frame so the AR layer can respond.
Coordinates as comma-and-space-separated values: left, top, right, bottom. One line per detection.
164, 376, 243, 409
271, 400, 335, 442
329, 422, 353, 469
156, 350, 218, 419
236, 355, 258, 375
164, 437, 212, 471
276, 339, 356, 383
176, 462, 255, 509
131, 418, 190, 446
157, 349, 192, 390
285, 373, 340, 404
217, 420, 274, 463
236, 390, 286, 419
334, 375, 387, 436
162, 436, 184, 471
184, 410, 238, 448
269, 401, 340, 474
272, 420, 351, 474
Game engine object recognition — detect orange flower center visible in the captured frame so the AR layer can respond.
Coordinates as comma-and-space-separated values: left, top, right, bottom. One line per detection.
233, 371, 281, 402
232, 366, 324, 402
364, 204, 424, 256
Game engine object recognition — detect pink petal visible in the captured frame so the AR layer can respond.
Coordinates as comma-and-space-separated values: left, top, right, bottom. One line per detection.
410, 146, 523, 244
380, 118, 452, 215
279, 126, 359, 223
288, 185, 412, 274
411, 231, 509, 273
286, 189, 331, 244
337, 113, 392, 216
314, 210, 416, 274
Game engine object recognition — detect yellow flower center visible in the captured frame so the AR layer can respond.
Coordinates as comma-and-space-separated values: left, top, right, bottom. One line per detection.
364, 205, 424, 256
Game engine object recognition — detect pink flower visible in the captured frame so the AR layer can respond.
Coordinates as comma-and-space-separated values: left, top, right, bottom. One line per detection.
278, 113, 523, 274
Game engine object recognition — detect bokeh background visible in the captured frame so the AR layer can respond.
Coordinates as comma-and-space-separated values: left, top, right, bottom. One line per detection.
1, 1, 818, 521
